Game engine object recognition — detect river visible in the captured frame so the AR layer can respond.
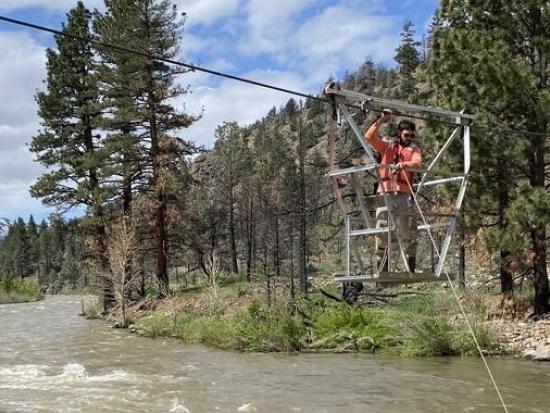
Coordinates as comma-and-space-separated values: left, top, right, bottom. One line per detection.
1, 296, 549, 412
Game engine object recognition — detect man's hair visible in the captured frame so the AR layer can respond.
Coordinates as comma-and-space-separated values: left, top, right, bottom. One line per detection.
397, 119, 416, 132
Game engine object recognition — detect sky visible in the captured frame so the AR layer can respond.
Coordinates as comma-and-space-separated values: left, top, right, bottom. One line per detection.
0, 0, 438, 222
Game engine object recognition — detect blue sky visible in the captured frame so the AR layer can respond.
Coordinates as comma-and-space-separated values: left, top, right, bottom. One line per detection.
0, 0, 438, 222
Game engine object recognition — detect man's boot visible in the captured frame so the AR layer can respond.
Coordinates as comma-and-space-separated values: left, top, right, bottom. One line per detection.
407, 256, 416, 273
343, 282, 363, 304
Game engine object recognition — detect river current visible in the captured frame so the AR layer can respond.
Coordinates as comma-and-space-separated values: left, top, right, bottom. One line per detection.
1, 296, 549, 412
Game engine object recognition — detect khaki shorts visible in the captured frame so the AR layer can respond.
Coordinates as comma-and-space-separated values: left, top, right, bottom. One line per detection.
375, 193, 417, 258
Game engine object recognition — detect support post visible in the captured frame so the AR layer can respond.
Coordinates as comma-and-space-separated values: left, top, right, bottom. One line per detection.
345, 215, 350, 277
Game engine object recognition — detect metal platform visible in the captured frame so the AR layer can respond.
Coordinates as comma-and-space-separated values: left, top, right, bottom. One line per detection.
334, 272, 455, 284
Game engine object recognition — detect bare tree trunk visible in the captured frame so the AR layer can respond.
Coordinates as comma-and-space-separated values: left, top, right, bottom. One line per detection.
97, 221, 114, 310
298, 117, 308, 296
289, 220, 295, 300
140, 272, 146, 298
229, 188, 239, 274
529, 137, 549, 314
83, 119, 114, 310
246, 195, 253, 282
274, 204, 280, 277
121, 129, 132, 216
459, 238, 466, 292
143, 4, 168, 298
121, 146, 133, 300
497, 168, 513, 293
263, 239, 271, 306
148, 85, 168, 298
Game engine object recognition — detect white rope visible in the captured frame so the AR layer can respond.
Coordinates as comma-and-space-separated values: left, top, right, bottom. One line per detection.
401, 172, 510, 413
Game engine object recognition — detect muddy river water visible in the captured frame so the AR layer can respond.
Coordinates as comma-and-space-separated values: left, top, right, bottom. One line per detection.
1, 296, 549, 412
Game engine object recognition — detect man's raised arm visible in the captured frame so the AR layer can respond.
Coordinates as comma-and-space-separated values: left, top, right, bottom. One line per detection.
364, 109, 391, 153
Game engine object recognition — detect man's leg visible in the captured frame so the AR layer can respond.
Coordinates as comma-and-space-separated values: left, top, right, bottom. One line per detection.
375, 197, 390, 273
394, 194, 418, 273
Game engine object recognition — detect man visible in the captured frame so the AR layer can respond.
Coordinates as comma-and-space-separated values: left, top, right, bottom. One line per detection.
364, 109, 421, 273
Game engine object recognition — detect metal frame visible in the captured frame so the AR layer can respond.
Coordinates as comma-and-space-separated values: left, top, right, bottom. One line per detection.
326, 83, 474, 284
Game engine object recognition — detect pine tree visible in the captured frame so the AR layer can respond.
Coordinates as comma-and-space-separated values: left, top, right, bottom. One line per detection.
60, 232, 81, 290
29, 2, 115, 307
395, 21, 421, 99
429, 0, 549, 314
26, 215, 39, 275
93, 0, 147, 215
30, 2, 106, 211
37, 220, 51, 286
48, 215, 67, 274
2, 219, 30, 277
94, 0, 200, 297
213, 122, 252, 274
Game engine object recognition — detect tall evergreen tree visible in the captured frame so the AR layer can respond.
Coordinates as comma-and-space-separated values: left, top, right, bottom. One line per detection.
26, 215, 39, 275
213, 122, 252, 274
37, 219, 51, 285
1, 219, 30, 277
429, 0, 549, 314
94, 0, 147, 215
29, 2, 115, 307
94, 0, 199, 297
395, 21, 421, 99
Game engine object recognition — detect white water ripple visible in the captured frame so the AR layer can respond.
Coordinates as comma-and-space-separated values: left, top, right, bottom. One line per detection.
0, 363, 133, 390
169, 396, 190, 413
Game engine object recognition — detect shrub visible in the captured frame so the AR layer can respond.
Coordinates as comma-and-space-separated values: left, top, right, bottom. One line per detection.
137, 315, 172, 338
0, 276, 42, 303
310, 304, 400, 351
402, 316, 455, 356
402, 315, 495, 357
233, 301, 306, 351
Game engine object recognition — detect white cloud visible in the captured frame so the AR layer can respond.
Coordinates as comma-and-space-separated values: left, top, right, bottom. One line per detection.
294, 7, 396, 62
240, 0, 317, 55
0, 147, 47, 220
0, 124, 37, 151
0, 183, 47, 221
176, 0, 241, 27
232, 2, 400, 84
291, 7, 400, 81
0, 31, 50, 220
0, 0, 104, 13
0, 147, 42, 186
184, 70, 306, 147
182, 33, 232, 60
0, 31, 45, 127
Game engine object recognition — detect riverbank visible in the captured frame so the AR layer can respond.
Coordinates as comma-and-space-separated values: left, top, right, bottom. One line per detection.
489, 316, 550, 361
0, 277, 43, 304
104, 275, 550, 359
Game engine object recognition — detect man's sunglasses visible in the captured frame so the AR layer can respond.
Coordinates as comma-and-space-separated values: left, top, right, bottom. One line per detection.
402, 132, 416, 138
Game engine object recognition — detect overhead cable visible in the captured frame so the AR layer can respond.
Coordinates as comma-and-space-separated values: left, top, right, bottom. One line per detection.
0, 15, 546, 139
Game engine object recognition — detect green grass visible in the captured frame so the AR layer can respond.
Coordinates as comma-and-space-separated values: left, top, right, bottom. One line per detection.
133, 287, 497, 357
0, 276, 42, 304
135, 299, 305, 352
84, 299, 103, 319
391, 293, 436, 316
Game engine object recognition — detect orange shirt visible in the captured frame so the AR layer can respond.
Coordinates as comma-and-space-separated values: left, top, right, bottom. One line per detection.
364, 122, 422, 193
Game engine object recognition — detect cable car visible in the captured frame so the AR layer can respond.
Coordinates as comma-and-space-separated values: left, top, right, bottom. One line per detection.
324, 82, 475, 294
